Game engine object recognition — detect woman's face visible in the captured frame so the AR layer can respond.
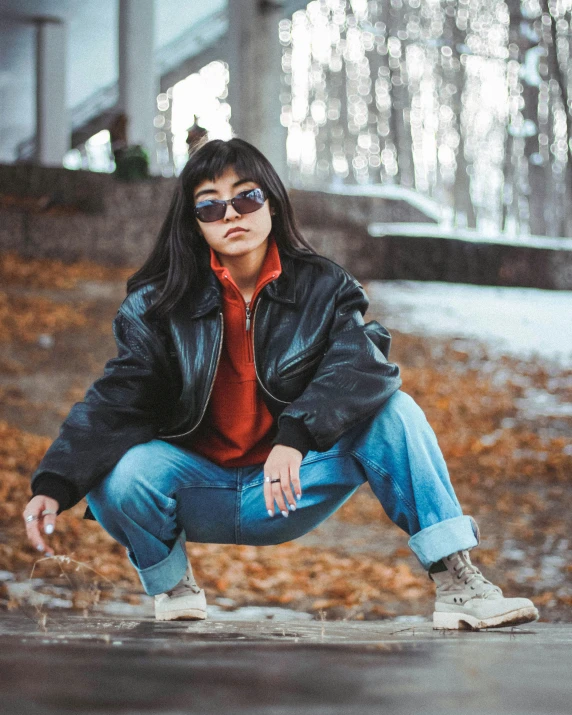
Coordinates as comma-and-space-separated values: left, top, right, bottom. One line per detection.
193, 166, 273, 260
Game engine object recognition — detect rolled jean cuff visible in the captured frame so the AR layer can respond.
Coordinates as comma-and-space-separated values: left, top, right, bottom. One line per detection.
408, 516, 479, 570
127, 529, 188, 596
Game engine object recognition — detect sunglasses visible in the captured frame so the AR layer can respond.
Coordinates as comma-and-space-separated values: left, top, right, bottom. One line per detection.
194, 187, 267, 223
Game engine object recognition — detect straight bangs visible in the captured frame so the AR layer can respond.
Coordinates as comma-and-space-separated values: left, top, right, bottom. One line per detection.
182, 140, 280, 206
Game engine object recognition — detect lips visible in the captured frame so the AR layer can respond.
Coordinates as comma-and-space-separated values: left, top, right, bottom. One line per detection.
225, 227, 247, 237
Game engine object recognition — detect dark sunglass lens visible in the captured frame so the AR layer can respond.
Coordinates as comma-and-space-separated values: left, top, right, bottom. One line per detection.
232, 189, 265, 215
196, 202, 225, 222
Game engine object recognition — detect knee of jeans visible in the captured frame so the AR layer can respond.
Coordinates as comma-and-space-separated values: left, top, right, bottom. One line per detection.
374, 390, 421, 423
92, 443, 165, 514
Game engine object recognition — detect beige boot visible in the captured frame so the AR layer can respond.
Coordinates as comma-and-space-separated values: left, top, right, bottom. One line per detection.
432, 550, 538, 630
154, 561, 207, 621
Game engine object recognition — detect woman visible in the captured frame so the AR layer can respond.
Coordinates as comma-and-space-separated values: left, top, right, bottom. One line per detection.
23, 138, 538, 629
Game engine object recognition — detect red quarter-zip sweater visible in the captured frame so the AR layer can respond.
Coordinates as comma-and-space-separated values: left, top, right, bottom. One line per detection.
186, 236, 282, 466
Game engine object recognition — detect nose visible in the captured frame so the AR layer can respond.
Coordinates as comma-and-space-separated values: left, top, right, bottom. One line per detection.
223, 201, 241, 220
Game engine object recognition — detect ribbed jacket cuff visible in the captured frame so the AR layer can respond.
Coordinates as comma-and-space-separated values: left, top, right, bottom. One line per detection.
272, 416, 316, 459
31, 474, 75, 513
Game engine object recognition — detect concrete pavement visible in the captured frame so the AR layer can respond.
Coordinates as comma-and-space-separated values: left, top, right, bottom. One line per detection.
0, 611, 570, 714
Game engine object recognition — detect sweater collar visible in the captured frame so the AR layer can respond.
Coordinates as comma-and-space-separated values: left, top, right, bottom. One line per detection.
209, 234, 282, 299
185, 238, 296, 320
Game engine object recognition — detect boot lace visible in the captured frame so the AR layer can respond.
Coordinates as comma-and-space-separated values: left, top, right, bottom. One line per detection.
447, 551, 502, 600
167, 571, 201, 597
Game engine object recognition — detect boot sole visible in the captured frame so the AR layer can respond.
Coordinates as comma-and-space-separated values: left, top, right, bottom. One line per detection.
433, 606, 539, 630
155, 608, 207, 622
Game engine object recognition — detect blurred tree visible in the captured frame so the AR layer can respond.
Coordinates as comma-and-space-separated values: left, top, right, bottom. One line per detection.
281, 0, 572, 237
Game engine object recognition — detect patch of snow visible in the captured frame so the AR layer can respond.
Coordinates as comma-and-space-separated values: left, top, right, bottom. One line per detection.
515, 390, 572, 418
6, 582, 73, 609
207, 605, 314, 622
95, 600, 151, 617
322, 183, 444, 221
368, 222, 572, 250
365, 280, 572, 365
95, 598, 313, 622
389, 615, 427, 624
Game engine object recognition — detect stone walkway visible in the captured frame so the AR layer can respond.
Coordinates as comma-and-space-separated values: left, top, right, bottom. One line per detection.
1, 612, 570, 714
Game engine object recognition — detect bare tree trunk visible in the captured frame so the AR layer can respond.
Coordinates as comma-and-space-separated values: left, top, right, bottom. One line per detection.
539, 0, 572, 234
387, 1, 414, 188
540, 0, 572, 156
448, 5, 476, 228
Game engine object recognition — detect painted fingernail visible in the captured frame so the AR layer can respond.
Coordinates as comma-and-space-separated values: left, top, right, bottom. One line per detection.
37, 545, 44, 551
296, 493, 302, 500
267, 510, 274, 518
289, 503, 296, 511
45, 524, 54, 535
281, 510, 289, 518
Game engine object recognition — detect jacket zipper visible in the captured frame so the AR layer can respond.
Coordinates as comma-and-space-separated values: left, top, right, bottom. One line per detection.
161, 311, 224, 439
245, 301, 251, 332
165, 297, 290, 441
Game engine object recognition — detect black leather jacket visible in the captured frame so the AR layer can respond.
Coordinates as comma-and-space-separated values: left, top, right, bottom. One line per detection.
31, 249, 402, 515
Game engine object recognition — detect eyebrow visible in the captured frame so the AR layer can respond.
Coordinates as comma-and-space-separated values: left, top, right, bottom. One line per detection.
194, 177, 257, 201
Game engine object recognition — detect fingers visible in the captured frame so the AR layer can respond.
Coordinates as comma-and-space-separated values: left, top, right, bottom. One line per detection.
263, 445, 303, 518
264, 472, 291, 517
23, 497, 58, 556
42, 512, 57, 537
271, 476, 289, 517
280, 469, 297, 511
266, 471, 298, 517
263, 475, 288, 516
263, 479, 274, 516
25, 517, 54, 556
289, 462, 302, 502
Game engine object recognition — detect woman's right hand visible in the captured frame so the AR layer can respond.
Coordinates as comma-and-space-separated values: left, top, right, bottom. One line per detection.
22, 495, 59, 556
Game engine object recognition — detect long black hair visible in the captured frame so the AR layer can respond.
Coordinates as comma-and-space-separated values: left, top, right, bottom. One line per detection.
127, 137, 317, 321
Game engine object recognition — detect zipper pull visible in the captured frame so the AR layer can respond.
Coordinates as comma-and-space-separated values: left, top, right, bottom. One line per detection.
245, 302, 251, 332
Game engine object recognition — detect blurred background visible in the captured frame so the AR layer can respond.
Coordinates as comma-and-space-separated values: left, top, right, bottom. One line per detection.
0, 0, 571, 624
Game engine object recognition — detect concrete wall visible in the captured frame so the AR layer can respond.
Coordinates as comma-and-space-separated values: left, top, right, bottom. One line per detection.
0, 164, 172, 265
1, 163, 572, 290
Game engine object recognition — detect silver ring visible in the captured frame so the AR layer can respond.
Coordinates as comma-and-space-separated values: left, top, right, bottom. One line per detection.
25, 515, 38, 523
41, 510, 57, 516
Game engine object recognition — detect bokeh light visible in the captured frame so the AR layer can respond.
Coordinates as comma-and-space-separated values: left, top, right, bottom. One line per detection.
281, 0, 572, 235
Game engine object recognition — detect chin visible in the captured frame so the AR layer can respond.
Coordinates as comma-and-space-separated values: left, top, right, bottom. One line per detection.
224, 236, 265, 251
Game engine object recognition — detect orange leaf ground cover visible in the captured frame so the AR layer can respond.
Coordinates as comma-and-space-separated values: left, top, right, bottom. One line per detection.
1, 251, 571, 621
0, 292, 90, 343
0, 251, 133, 289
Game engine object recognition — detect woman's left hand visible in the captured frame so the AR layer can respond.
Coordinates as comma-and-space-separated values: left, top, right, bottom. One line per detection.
263, 445, 302, 517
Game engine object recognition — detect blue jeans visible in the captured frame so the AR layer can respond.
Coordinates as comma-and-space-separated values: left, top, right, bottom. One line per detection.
86, 391, 479, 595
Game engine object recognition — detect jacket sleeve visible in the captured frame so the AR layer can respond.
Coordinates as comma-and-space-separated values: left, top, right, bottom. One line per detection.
31, 309, 171, 512
272, 276, 402, 456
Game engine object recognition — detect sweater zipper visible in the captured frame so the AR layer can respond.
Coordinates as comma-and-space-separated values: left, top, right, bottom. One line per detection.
165, 295, 290, 441
161, 311, 224, 439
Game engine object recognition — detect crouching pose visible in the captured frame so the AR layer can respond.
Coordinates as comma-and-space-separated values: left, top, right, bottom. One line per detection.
23, 138, 538, 629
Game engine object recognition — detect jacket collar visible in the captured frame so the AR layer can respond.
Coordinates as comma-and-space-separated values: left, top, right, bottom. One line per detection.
187, 243, 296, 319
209, 234, 282, 301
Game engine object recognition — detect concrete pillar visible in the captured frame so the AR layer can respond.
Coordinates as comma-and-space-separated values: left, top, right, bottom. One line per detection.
118, 0, 159, 175
226, 0, 288, 184
35, 17, 70, 166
